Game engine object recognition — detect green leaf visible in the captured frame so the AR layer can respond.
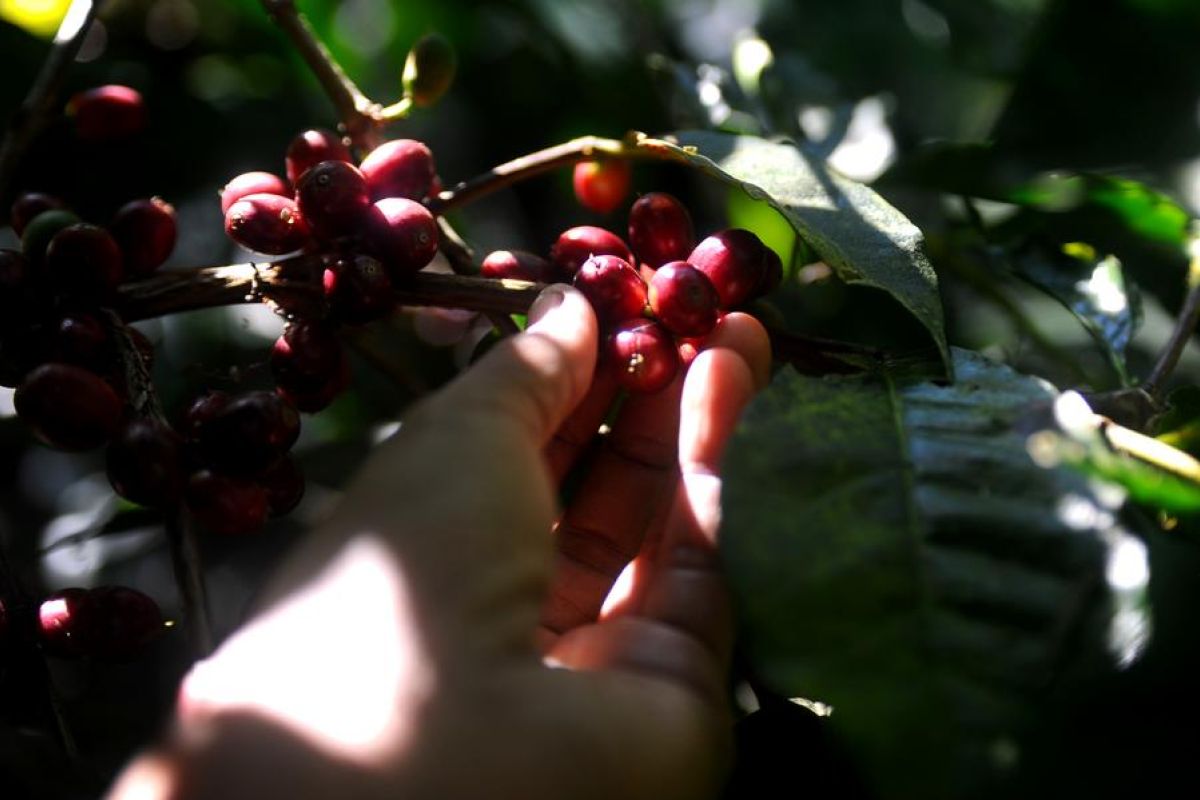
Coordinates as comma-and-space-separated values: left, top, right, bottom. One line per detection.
722, 348, 1143, 799
664, 131, 950, 372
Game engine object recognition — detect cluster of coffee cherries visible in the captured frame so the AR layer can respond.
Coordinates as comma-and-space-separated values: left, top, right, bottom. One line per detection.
0, 586, 163, 663
483, 185, 781, 393
219, 128, 442, 411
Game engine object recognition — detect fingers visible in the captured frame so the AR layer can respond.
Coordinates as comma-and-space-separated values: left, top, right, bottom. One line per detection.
543, 366, 620, 484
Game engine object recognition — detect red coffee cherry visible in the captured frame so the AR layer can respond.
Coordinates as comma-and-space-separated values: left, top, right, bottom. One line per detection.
364, 197, 439, 278
15, 363, 123, 451
648, 261, 720, 337
224, 193, 311, 254
573, 159, 632, 215
261, 456, 305, 516
688, 228, 768, 309
296, 160, 372, 240
196, 390, 301, 477
359, 139, 436, 202
271, 321, 348, 412
606, 320, 680, 394
573, 254, 647, 325
220, 171, 290, 214
38, 588, 96, 657
324, 254, 395, 324
276, 366, 349, 413
549, 225, 633, 278
629, 192, 695, 270
54, 311, 113, 370
11, 192, 66, 236
20, 208, 80, 263
186, 470, 270, 535
45, 223, 124, 299
480, 250, 557, 283
111, 197, 176, 276
181, 390, 230, 441
85, 586, 163, 660
106, 417, 185, 506
285, 128, 351, 186
66, 85, 145, 140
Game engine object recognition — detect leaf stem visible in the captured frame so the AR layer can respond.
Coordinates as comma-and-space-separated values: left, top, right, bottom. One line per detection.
1143, 277, 1200, 402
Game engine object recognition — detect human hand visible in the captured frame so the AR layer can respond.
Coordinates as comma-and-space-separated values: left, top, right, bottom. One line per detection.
109, 284, 771, 800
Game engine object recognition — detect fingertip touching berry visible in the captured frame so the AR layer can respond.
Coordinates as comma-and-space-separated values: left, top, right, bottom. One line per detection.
11, 192, 66, 237
224, 193, 311, 254
573, 159, 632, 215
364, 197, 439, 278
480, 249, 557, 283
688, 228, 768, 309
629, 192, 695, 270
220, 171, 290, 214
324, 254, 395, 324
648, 261, 719, 337
296, 160, 372, 241
15, 363, 124, 451
186, 470, 270, 535
549, 225, 633, 278
67, 85, 145, 140
106, 417, 185, 506
45, 223, 124, 299
285, 129, 351, 186
111, 197, 176, 276
606, 320, 680, 394
573, 254, 647, 325
360, 139, 436, 202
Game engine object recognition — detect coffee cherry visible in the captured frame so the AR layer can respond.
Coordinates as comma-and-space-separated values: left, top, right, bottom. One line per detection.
360, 139, 436, 202
285, 129, 351, 186
220, 171, 290, 214
364, 197, 439, 278
403, 33, 457, 107
16, 363, 123, 450
324, 254, 394, 324
261, 456, 305, 516
296, 160, 372, 240
573, 160, 632, 215
648, 261, 720, 337
606, 320, 679, 394
85, 586, 163, 660
38, 588, 96, 656
106, 418, 185, 506
11, 192, 66, 236
54, 311, 113, 369
21, 209, 81, 263
66, 85, 145, 140
573, 254, 647, 325
276, 367, 349, 413
549, 225, 633, 278
271, 321, 348, 413
196, 390, 301, 476
224, 193, 311, 254
480, 250, 557, 283
45, 223, 124, 299
186, 470, 269, 535
181, 390, 230, 441
111, 197, 176, 276
629, 192, 695, 270
688, 228, 768, 309
757, 247, 783, 297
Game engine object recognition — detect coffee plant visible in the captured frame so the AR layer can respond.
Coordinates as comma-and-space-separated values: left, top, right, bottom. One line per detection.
2, 0, 1200, 797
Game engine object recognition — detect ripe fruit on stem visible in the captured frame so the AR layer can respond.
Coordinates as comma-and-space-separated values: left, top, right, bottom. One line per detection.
196, 390, 301, 476
297, 160, 372, 240
220, 171, 290, 214
66, 85, 145, 140
573, 254, 647, 324
324, 254, 395, 324
111, 197, 176, 276
360, 139, 436, 201
45, 223, 124, 299
54, 311, 113, 369
85, 586, 163, 660
224, 193, 311, 254
648, 261, 720, 337
15, 363, 123, 451
606, 320, 680, 394
573, 159, 632, 215
629, 192, 695, 269
364, 197, 439, 277
38, 588, 95, 656
688, 228, 769, 309
285, 129, 351, 186
186, 470, 270, 535
20, 209, 80, 263
550, 225, 633, 278
106, 417, 185, 506
271, 321, 349, 412
480, 250, 557, 283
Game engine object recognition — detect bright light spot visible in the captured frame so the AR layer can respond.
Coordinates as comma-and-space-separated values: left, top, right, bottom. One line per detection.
732, 32, 773, 93
789, 697, 833, 716
107, 755, 176, 800
371, 420, 402, 444
0, 387, 14, 418
1055, 493, 1114, 531
1, 0, 70, 38
600, 559, 638, 617
1053, 391, 1099, 439
180, 536, 434, 764
798, 105, 834, 142
1077, 255, 1128, 315
1106, 533, 1149, 592
901, 0, 950, 47
224, 301, 283, 341
827, 96, 897, 182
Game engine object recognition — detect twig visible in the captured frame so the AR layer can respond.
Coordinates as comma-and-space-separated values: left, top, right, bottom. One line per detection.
0, 0, 107, 219
435, 218, 521, 336
1143, 278, 1200, 401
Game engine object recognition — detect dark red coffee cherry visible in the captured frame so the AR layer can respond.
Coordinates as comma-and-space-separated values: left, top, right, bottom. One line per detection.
480, 250, 557, 283
271, 321, 348, 413
324, 254, 394, 324
66, 85, 145, 140
224, 193, 311, 254
186, 470, 270, 535
573, 159, 632, 215
20, 209, 80, 264
606, 320, 680, 394
85, 586, 163, 660
757, 247, 783, 297
285, 129, 351, 186
38, 588, 96, 657
550, 225, 633, 278
15, 363, 123, 450
106, 418, 185, 506
364, 197, 439, 278
629, 192, 695, 270
196, 390, 301, 477
296, 160, 372, 241
276, 363, 349, 413
54, 311, 113, 369
403, 33, 457, 107
220, 171, 289, 214
688, 228, 768, 309
648, 261, 720, 337
261, 456, 305, 516
45, 223, 124, 299
359, 139, 436, 202
573, 254, 647, 325
111, 197, 176, 276
181, 390, 230, 441
11, 192, 66, 236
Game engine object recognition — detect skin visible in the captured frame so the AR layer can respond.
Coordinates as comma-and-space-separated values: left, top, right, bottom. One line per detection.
108, 285, 771, 800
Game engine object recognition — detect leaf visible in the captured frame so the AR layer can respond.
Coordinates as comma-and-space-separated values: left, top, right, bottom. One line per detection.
721, 348, 1144, 799
662, 131, 950, 372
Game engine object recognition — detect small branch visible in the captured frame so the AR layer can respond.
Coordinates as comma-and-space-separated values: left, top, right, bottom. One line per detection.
435, 218, 521, 336
0, 0, 107, 219
1143, 278, 1200, 401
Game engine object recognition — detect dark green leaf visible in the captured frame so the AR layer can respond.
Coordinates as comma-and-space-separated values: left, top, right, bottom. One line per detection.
722, 349, 1143, 799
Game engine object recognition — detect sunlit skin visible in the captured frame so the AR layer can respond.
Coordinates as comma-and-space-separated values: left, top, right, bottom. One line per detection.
108, 284, 771, 800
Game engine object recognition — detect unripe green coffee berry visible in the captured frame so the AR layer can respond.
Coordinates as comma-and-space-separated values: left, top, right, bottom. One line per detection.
402, 33, 457, 107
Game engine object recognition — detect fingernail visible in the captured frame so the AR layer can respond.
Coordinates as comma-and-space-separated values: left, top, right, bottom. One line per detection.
528, 285, 567, 325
